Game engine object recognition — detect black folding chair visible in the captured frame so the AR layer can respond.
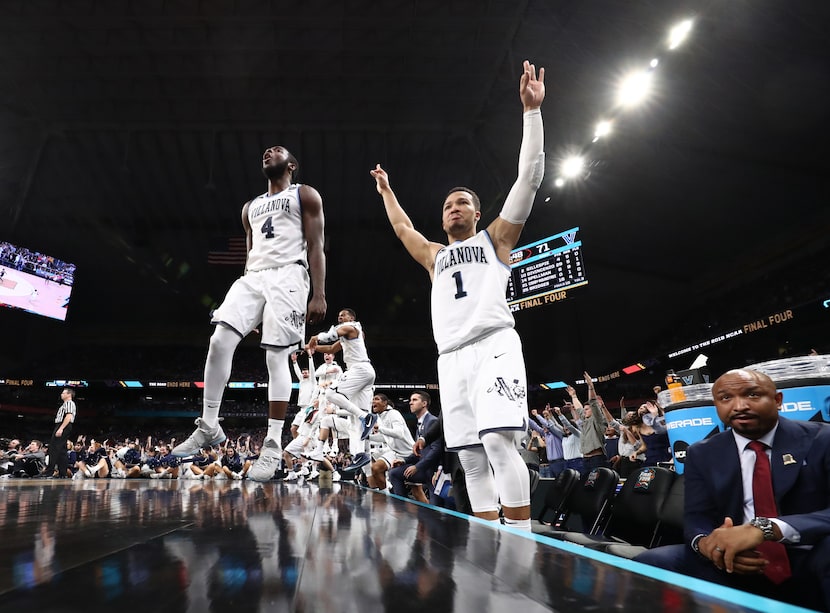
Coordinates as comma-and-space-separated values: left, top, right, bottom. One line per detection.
535, 467, 619, 539
531, 468, 579, 533
561, 465, 674, 550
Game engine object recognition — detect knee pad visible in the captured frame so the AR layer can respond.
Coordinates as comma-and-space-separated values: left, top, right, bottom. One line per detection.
481, 431, 530, 508
265, 347, 293, 401
458, 447, 499, 514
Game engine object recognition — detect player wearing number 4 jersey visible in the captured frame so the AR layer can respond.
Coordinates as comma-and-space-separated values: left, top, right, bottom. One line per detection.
173, 146, 326, 485
371, 60, 545, 530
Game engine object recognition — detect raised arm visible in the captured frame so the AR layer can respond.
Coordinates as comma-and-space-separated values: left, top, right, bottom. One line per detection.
291, 352, 303, 380
299, 184, 327, 325
370, 164, 443, 276
566, 386, 584, 415
487, 59, 546, 263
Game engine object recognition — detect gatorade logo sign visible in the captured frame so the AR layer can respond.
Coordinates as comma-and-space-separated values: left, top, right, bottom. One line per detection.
667, 417, 715, 430
780, 401, 814, 413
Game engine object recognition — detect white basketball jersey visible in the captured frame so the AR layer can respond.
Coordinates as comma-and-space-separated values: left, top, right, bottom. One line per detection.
245, 184, 307, 272
336, 321, 371, 368
431, 230, 514, 354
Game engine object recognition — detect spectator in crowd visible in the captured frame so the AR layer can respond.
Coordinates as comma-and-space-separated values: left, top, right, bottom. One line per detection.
80, 439, 111, 478
113, 441, 142, 478
218, 445, 249, 480
617, 410, 645, 478
528, 404, 566, 478
567, 374, 621, 473
68, 440, 87, 477
0, 438, 22, 475
635, 401, 672, 466
556, 406, 583, 476
180, 446, 217, 480
156, 444, 181, 479
139, 447, 163, 478
8, 440, 46, 477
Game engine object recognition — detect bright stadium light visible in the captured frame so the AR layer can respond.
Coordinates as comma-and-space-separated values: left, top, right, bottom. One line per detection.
650, 58, 659, 68
560, 156, 585, 179
594, 120, 613, 140
554, 177, 565, 188
616, 70, 653, 107
668, 19, 693, 50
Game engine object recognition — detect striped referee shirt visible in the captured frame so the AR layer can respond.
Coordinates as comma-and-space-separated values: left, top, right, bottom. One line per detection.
56, 400, 76, 424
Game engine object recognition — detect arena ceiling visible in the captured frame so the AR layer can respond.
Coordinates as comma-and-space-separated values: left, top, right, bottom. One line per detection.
1, 0, 829, 388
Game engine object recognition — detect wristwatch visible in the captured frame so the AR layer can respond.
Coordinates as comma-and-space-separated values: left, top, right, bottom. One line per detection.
749, 517, 776, 541
690, 533, 707, 555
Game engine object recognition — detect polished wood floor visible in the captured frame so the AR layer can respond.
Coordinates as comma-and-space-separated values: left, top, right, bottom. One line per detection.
0, 478, 814, 612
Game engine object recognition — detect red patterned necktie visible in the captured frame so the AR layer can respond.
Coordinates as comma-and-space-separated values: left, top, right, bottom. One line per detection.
748, 440, 792, 583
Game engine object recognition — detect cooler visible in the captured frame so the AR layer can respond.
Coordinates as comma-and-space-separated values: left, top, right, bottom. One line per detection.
746, 355, 830, 423
658, 383, 720, 475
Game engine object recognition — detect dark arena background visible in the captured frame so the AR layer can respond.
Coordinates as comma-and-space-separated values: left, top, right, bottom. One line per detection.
0, 1, 828, 611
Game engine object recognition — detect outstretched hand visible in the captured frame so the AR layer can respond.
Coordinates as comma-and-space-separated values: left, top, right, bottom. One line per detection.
519, 59, 545, 111
370, 164, 391, 194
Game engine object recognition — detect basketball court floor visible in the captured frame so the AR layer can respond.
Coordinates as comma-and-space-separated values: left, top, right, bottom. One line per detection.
0, 479, 816, 612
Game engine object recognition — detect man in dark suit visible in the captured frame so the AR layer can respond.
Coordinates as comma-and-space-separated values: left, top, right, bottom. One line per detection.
388, 391, 441, 502
635, 368, 830, 610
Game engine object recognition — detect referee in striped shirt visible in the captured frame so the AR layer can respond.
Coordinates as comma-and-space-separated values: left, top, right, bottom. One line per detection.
40, 388, 76, 478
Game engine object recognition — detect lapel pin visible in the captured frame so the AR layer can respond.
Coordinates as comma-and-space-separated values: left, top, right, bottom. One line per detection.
782, 454, 797, 466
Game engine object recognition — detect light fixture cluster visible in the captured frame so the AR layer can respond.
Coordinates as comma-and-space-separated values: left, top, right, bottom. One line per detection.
553, 18, 695, 188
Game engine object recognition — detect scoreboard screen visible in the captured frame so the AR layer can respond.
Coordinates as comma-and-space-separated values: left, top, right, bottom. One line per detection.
507, 227, 587, 312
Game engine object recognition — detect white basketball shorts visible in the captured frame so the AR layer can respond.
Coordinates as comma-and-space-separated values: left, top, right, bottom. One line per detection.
437, 327, 528, 450
211, 264, 309, 348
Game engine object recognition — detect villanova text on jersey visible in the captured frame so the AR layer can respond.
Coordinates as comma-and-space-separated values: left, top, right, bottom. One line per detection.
249, 196, 292, 217
436, 245, 489, 275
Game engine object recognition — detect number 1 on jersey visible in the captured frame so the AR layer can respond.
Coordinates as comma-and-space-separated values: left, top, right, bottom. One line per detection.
452, 271, 468, 299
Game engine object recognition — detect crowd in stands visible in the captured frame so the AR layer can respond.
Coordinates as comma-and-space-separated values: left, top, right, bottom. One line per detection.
0, 410, 365, 484
0, 241, 76, 286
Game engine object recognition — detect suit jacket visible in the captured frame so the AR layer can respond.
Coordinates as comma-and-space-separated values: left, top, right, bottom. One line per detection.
684, 416, 830, 546
401, 411, 442, 469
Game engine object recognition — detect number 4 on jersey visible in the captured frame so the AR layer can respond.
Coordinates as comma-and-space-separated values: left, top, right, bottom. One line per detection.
261, 217, 275, 239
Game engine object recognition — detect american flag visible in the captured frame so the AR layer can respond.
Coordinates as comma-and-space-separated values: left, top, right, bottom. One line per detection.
208, 236, 247, 266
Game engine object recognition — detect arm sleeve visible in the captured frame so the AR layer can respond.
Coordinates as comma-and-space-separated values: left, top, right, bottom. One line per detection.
316, 326, 339, 344
498, 110, 545, 224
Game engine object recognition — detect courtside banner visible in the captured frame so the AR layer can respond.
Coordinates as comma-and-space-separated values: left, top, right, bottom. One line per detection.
665, 405, 722, 475
778, 385, 830, 422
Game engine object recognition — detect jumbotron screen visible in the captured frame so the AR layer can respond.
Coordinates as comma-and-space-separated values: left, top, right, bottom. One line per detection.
0, 240, 76, 322
506, 227, 587, 312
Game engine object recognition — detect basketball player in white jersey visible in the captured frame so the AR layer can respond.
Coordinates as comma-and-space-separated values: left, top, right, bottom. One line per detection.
370, 60, 545, 530
173, 146, 326, 485
305, 308, 377, 449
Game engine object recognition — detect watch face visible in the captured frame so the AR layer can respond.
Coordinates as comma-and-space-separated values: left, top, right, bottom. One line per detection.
752, 517, 774, 540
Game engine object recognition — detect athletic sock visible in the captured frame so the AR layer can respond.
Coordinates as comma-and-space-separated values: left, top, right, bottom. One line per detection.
502, 517, 531, 531
267, 419, 284, 442
202, 401, 221, 428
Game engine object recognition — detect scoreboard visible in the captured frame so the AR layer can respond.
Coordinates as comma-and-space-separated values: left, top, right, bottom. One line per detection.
507, 227, 587, 312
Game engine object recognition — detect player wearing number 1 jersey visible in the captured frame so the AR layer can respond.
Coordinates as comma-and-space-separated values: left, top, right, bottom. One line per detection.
371, 60, 545, 530
174, 146, 326, 485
